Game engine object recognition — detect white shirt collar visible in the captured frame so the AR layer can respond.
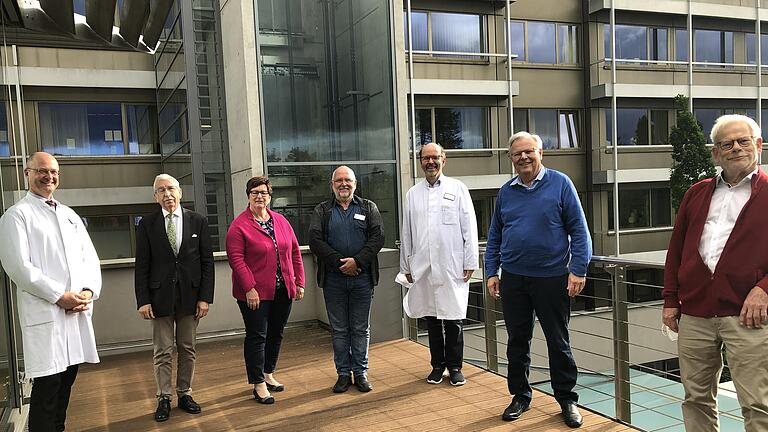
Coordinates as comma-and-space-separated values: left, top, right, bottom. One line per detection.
717, 167, 758, 189
510, 167, 547, 188
161, 206, 183, 219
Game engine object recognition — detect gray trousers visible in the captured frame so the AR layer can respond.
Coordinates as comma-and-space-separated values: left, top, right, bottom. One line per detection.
152, 313, 199, 399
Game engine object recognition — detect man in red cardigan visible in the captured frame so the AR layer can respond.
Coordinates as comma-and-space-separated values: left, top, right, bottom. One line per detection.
663, 114, 768, 431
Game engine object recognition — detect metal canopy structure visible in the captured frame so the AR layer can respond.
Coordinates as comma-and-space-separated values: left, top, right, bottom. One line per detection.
3, 0, 174, 52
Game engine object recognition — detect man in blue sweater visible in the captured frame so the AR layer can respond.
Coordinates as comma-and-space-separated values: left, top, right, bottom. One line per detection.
485, 131, 592, 428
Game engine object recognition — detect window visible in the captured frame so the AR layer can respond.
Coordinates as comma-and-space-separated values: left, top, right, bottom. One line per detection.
38, 103, 158, 156
413, 107, 487, 149
514, 109, 579, 149
746, 33, 768, 65
510, 21, 578, 64
694, 29, 733, 65
83, 215, 133, 259
0, 103, 8, 157
675, 29, 688, 62
605, 108, 669, 145
604, 25, 668, 62
608, 185, 672, 230
694, 108, 755, 143
404, 11, 482, 58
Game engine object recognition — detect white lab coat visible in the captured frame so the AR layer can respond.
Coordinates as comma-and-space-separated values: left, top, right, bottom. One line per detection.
0, 192, 101, 379
399, 176, 479, 320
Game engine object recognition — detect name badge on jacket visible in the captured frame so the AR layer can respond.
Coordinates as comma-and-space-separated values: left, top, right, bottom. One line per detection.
354, 214, 366, 221
443, 193, 456, 201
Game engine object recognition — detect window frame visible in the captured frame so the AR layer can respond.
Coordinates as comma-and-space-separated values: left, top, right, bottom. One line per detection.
514, 108, 581, 150
404, 10, 487, 59
511, 20, 580, 65
605, 108, 670, 146
413, 106, 490, 150
607, 184, 673, 231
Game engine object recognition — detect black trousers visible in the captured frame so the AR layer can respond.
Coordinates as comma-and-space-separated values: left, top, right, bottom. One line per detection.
237, 286, 293, 384
425, 316, 464, 370
28, 364, 79, 432
499, 271, 578, 404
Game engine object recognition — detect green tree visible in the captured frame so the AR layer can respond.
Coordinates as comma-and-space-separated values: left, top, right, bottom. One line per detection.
669, 95, 716, 211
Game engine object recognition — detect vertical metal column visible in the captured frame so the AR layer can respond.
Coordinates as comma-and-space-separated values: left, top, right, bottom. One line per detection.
687, 0, 693, 111
757, 1, 762, 136
406, 0, 418, 184
612, 265, 631, 423
480, 252, 498, 373
609, 1, 619, 256
506, 0, 513, 135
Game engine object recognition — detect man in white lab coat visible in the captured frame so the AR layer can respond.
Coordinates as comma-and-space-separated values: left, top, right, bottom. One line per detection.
0, 152, 101, 432
400, 142, 479, 386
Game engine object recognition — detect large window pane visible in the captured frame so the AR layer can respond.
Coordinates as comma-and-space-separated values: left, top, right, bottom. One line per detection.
404, 11, 428, 51
40, 103, 123, 155
431, 12, 482, 57
0, 103, 8, 157
613, 24, 647, 60
513, 109, 528, 133
529, 109, 558, 149
675, 29, 688, 62
650, 110, 668, 144
606, 108, 647, 145
528, 22, 556, 63
694, 109, 721, 143
746, 34, 768, 65
435, 107, 486, 149
83, 215, 132, 259
509, 21, 525, 61
558, 24, 578, 64
414, 108, 432, 146
127, 105, 158, 155
695, 30, 733, 64
559, 111, 579, 148
620, 189, 650, 228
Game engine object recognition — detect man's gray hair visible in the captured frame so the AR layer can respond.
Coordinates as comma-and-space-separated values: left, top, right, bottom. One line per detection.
710, 114, 762, 144
330, 165, 357, 182
508, 131, 543, 149
417, 142, 446, 159
153, 173, 180, 191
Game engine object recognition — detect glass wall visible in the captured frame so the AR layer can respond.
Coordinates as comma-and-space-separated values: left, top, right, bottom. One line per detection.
260, 0, 397, 245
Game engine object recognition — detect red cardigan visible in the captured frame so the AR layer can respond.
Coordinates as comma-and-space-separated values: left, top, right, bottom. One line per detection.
663, 169, 768, 317
226, 208, 305, 301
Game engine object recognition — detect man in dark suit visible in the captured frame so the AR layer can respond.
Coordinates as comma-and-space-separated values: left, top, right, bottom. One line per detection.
135, 173, 214, 422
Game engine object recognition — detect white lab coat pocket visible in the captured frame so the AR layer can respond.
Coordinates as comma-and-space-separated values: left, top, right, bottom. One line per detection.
441, 205, 457, 225
20, 291, 56, 326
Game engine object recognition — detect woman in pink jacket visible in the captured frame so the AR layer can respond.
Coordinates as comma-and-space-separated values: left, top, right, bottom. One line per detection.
226, 176, 305, 404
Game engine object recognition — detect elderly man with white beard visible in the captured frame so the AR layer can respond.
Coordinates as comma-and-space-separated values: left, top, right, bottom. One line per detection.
485, 132, 591, 428
400, 142, 479, 387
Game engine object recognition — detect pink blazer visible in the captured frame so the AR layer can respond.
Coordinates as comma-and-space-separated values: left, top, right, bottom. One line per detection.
226, 208, 305, 301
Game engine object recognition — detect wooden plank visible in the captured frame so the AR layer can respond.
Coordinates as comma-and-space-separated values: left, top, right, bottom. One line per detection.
66, 325, 637, 432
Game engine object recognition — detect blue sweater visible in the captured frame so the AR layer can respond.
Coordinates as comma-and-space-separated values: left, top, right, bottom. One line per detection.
485, 168, 592, 278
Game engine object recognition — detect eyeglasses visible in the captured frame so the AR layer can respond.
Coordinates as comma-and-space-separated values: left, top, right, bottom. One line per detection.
716, 136, 755, 151
249, 190, 271, 197
420, 155, 442, 162
333, 178, 355, 184
509, 149, 539, 160
155, 186, 178, 194
27, 168, 60, 176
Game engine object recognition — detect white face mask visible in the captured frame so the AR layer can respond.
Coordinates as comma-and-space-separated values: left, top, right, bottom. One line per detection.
661, 324, 678, 342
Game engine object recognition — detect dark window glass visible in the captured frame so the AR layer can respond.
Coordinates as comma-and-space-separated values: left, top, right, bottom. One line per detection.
606, 108, 647, 145
694, 109, 721, 143
513, 109, 528, 133
414, 108, 432, 146
0, 103, 8, 157
528, 22, 556, 63
651, 188, 671, 226
509, 21, 525, 61
529, 109, 558, 149
558, 24, 578, 64
763, 109, 768, 141
650, 28, 668, 61
675, 29, 688, 62
650, 110, 668, 144
435, 107, 486, 149
746, 33, 768, 66
159, 103, 188, 154
620, 189, 650, 228
473, 197, 493, 241
695, 29, 733, 64
404, 11, 428, 51
82, 215, 132, 259
431, 12, 482, 57
127, 104, 158, 155
39, 103, 123, 156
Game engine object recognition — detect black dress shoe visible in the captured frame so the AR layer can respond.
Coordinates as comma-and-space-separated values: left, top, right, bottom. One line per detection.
501, 398, 530, 421
332, 375, 352, 393
561, 401, 583, 428
178, 394, 202, 414
252, 388, 275, 404
354, 374, 373, 392
266, 382, 284, 392
154, 398, 171, 422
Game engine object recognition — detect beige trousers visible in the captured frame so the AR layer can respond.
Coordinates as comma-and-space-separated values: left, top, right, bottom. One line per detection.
678, 314, 768, 432
152, 313, 199, 399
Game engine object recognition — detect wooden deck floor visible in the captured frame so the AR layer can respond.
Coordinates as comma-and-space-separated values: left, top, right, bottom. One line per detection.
67, 325, 636, 431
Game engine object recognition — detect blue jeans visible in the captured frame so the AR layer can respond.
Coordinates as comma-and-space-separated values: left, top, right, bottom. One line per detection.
323, 271, 374, 376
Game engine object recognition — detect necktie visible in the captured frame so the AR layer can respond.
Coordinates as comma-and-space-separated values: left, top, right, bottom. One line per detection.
45, 199, 57, 209
166, 213, 178, 255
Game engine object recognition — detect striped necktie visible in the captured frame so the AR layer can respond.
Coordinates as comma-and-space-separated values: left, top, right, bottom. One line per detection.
166, 213, 177, 255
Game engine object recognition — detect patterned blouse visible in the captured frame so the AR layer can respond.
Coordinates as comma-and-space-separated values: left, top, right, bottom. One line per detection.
256, 217, 285, 290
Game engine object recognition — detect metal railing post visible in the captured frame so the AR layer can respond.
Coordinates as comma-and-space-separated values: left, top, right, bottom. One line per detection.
480, 252, 498, 373
612, 264, 631, 423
